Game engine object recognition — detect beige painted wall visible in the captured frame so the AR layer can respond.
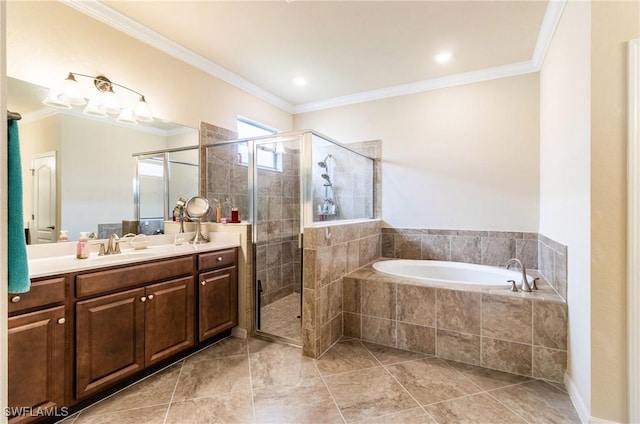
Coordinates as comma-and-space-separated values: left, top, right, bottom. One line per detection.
539, 0, 591, 416
19, 114, 62, 228
294, 74, 540, 232
591, 1, 640, 422
1, 3, 9, 423
6, 1, 292, 135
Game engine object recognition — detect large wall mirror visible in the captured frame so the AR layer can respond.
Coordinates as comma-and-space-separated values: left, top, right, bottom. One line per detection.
7, 77, 199, 242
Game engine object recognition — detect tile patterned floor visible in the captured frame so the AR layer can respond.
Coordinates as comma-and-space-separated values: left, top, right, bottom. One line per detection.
259, 293, 301, 340
60, 337, 581, 424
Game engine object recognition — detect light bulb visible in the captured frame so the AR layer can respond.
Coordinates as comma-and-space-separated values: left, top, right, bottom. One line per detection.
100, 87, 121, 115
42, 87, 71, 109
133, 96, 153, 122
60, 73, 86, 106
116, 108, 137, 125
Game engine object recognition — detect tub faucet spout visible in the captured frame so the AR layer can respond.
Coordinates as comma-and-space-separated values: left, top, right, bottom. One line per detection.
505, 258, 531, 292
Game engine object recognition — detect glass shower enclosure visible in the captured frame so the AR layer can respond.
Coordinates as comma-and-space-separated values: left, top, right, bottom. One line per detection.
204, 131, 375, 344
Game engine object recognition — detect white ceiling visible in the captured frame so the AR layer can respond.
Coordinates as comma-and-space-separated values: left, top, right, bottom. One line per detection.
65, 0, 559, 113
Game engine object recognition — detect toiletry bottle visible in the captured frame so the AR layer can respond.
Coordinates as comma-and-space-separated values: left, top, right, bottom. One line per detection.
58, 230, 69, 242
231, 207, 239, 223
76, 232, 89, 259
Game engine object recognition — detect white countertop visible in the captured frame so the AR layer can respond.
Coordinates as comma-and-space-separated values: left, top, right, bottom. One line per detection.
27, 232, 241, 279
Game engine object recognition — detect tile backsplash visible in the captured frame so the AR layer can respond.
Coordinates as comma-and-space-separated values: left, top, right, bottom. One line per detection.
382, 228, 567, 300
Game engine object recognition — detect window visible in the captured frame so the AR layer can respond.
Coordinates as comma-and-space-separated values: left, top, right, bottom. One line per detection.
236, 116, 282, 171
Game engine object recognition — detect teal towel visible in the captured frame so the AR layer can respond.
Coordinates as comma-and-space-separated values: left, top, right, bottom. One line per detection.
8, 120, 30, 294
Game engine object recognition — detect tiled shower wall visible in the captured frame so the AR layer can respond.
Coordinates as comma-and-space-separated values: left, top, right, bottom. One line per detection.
256, 149, 302, 306
381, 228, 568, 300
312, 143, 375, 222
302, 220, 382, 358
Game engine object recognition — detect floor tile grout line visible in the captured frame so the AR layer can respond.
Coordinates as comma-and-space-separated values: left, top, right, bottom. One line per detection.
483, 386, 533, 423
377, 358, 433, 418
313, 359, 348, 424
161, 359, 185, 424
246, 340, 258, 424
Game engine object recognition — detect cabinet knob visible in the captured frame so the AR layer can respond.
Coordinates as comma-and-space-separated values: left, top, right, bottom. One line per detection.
148, 294, 154, 300
11, 296, 20, 303
140, 296, 147, 302
201, 280, 206, 286
217, 257, 223, 262
57, 318, 65, 324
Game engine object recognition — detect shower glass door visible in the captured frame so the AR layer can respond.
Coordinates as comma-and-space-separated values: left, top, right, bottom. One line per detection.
253, 135, 303, 343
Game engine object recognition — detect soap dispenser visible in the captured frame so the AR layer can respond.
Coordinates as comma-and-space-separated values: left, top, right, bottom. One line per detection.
76, 232, 89, 259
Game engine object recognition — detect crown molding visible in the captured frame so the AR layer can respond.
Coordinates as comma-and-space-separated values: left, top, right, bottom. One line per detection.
60, 0, 294, 113
532, 0, 567, 69
61, 0, 565, 116
292, 60, 538, 114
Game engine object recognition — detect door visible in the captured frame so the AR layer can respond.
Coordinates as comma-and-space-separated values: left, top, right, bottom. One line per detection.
199, 267, 237, 341
8, 306, 65, 423
75, 288, 145, 399
253, 137, 303, 342
145, 277, 195, 365
31, 152, 56, 244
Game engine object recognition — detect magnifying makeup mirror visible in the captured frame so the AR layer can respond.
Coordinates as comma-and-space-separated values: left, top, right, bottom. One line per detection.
185, 196, 210, 243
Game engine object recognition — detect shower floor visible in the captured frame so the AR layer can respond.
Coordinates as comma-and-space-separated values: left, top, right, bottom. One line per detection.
260, 292, 301, 340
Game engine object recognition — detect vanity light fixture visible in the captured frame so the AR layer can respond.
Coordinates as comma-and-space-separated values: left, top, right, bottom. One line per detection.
42, 72, 153, 125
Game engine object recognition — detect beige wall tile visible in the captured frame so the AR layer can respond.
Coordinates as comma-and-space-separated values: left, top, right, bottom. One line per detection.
362, 280, 396, 319
361, 316, 396, 347
533, 346, 567, 383
330, 279, 343, 319
482, 295, 532, 344
533, 301, 568, 350
482, 338, 532, 376
397, 322, 435, 354
343, 278, 360, 314
343, 312, 361, 338
437, 290, 481, 335
436, 329, 481, 365
397, 285, 435, 327
396, 235, 421, 259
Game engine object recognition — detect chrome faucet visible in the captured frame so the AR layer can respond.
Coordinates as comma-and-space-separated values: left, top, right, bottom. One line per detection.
505, 258, 531, 292
105, 233, 121, 255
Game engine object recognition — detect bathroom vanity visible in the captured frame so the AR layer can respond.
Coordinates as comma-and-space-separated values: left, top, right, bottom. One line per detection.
7, 237, 239, 423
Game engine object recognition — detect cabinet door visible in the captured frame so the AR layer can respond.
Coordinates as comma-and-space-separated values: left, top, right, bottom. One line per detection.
76, 288, 145, 400
198, 267, 237, 341
8, 306, 65, 423
145, 277, 195, 366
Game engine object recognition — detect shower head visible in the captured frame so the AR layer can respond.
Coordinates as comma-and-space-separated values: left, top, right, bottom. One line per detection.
317, 154, 332, 169
321, 173, 331, 181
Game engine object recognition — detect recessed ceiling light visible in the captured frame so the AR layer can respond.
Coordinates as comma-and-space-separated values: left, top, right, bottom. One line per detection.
293, 77, 307, 86
434, 52, 453, 64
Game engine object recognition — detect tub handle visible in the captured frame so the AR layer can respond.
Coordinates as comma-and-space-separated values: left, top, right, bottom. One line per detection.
508, 279, 518, 292
531, 277, 540, 291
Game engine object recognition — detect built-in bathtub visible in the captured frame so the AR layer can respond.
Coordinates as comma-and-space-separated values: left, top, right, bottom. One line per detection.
372, 259, 533, 290
342, 259, 568, 383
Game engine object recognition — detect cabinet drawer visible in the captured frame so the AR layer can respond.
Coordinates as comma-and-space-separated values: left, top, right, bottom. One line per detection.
8, 277, 65, 315
198, 248, 237, 272
76, 256, 194, 298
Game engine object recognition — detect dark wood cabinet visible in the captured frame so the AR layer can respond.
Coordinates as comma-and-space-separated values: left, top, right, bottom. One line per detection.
8, 306, 66, 423
199, 266, 237, 341
75, 288, 146, 400
145, 277, 195, 366
75, 276, 196, 399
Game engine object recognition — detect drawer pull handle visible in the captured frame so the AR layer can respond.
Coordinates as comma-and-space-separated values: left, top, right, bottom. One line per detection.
217, 257, 223, 262
11, 296, 20, 303
148, 294, 154, 300
57, 318, 65, 325
140, 296, 147, 302
201, 280, 206, 286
